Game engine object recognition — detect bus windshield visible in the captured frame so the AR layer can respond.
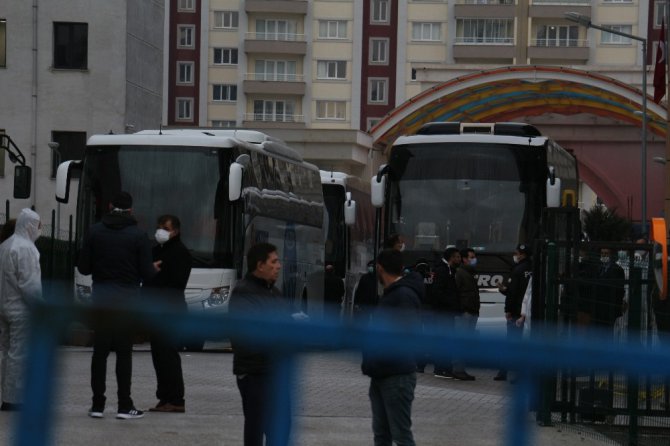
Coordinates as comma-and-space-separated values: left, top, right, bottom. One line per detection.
387, 142, 546, 254
77, 145, 233, 267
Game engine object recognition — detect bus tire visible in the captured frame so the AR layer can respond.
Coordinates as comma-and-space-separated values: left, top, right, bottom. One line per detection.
183, 339, 205, 352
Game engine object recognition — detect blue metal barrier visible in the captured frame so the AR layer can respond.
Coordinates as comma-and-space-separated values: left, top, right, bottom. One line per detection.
13, 294, 670, 446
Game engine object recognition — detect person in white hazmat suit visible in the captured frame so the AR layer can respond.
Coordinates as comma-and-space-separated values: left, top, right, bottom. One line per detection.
0, 208, 42, 411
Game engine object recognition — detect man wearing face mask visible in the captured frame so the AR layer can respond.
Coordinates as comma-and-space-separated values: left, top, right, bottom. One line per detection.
589, 247, 625, 328
144, 214, 192, 413
453, 248, 479, 380
0, 208, 42, 411
494, 244, 532, 382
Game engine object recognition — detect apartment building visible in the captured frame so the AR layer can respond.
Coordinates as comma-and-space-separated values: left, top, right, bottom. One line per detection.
165, 0, 662, 180
0, 1, 164, 227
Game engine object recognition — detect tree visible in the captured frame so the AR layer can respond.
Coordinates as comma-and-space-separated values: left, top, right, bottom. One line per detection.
582, 205, 632, 242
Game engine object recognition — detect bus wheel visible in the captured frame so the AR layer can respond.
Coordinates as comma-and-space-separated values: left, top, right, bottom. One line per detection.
183, 339, 205, 352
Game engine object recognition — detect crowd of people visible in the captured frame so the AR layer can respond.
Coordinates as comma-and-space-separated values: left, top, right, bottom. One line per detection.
0, 196, 662, 446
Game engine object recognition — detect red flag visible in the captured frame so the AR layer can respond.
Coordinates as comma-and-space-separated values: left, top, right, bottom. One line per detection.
654, 20, 666, 104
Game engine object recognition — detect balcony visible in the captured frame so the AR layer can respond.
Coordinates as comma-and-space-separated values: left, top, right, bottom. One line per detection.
453, 37, 515, 59
454, 1, 514, 18
244, 32, 307, 55
529, 0, 590, 18
243, 73, 306, 95
528, 39, 589, 61
245, 0, 308, 14
242, 113, 306, 129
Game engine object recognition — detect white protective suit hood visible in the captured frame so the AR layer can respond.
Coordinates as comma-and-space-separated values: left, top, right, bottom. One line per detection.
14, 208, 41, 243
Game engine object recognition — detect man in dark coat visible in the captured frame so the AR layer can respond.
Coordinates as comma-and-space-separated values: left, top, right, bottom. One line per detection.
453, 248, 480, 380
229, 243, 293, 446
353, 260, 379, 326
362, 249, 422, 446
430, 247, 463, 379
590, 247, 625, 327
323, 263, 345, 322
78, 191, 158, 419
144, 214, 192, 413
494, 244, 532, 381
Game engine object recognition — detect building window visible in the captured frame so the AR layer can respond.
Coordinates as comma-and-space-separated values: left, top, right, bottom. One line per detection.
411, 22, 441, 41
177, 61, 194, 84
213, 84, 237, 101
0, 19, 6, 68
316, 101, 346, 120
50, 131, 86, 179
317, 60, 346, 80
601, 25, 633, 44
370, 38, 389, 64
535, 25, 578, 47
214, 11, 239, 29
367, 118, 381, 131
178, 25, 195, 48
212, 120, 236, 128
318, 20, 347, 39
176, 98, 193, 121
253, 100, 296, 122
371, 0, 390, 24
214, 48, 238, 65
411, 68, 417, 80
256, 19, 298, 41
178, 0, 195, 11
456, 18, 514, 44
655, 1, 668, 27
53, 22, 88, 69
254, 60, 297, 81
368, 78, 387, 104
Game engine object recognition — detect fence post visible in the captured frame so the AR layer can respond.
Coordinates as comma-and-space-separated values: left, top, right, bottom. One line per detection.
627, 267, 642, 446
537, 241, 557, 426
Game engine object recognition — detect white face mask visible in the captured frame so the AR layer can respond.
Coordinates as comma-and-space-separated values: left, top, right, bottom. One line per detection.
513, 255, 519, 264
155, 229, 171, 245
600, 256, 610, 264
399, 243, 406, 252
469, 258, 477, 267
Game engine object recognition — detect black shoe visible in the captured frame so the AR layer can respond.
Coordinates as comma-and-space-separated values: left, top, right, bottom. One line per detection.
434, 370, 454, 379
452, 371, 475, 381
116, 407, 145, 420
493, 373, 507, 381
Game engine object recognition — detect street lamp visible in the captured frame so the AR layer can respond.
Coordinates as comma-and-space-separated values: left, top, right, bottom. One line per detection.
565, 12, 648, 233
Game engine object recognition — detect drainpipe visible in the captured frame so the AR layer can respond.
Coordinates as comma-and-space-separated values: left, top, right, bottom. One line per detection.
30, 0, 39, 209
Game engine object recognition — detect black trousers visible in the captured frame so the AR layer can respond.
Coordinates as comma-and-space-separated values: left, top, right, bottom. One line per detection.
90, 322, 134, 411
236, 373, 291, 446
150, 335, 185, 405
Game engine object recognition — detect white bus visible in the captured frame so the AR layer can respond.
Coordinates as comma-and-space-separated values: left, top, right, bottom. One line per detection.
320, 171, 375, 319
371, 122, 578, 333
56, 129, 325, 350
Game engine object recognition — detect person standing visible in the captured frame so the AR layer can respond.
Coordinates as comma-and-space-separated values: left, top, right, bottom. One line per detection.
494, 244, 532, 381
229, 243, 293, 446
323, 263, 345, 322
144, 215, 192, 413
0, 209, 42, 411
453, 248, 479, 381
590, 247, 625, 328
78, 192, 157, 420
362, 249, 422, 446
353, 260, 379, 326
430, 247, 464, 379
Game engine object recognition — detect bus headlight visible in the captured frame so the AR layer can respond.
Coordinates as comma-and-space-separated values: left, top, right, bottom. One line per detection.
76, 284, 92, 304
202, 287, 230, 309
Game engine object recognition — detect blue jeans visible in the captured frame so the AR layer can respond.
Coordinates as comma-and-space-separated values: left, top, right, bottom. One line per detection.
369, 373, 417, 446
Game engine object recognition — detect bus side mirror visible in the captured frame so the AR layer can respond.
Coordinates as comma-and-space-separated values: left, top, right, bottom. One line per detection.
371, 174, 386, 208
652, 218, 668, 300
13, 165, 32, 199
546, 166, 561, 208
344, 192, 356, 226
229, 162, 244, 201
55, 160, 81, 203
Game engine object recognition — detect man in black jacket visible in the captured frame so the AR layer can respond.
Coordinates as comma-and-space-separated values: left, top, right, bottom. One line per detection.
430, 247, 463, 379
145, 214, 192, 413
229, 243, 293, 446
362, 249, 421, 446
78, 192, 158, 420
494, 244, 532, 381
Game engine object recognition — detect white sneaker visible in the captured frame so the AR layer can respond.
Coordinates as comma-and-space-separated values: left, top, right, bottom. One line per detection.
88, 407, 104, 418
116, 408, 144, 419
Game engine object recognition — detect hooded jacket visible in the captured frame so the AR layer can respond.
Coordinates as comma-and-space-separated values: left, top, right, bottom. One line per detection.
430, 259, 461, 313
0, 209, 42, 314
78, 211, 155, 303
361, 273, 422, 379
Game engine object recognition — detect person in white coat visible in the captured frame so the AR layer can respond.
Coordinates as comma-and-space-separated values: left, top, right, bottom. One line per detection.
0, 208, 42, 411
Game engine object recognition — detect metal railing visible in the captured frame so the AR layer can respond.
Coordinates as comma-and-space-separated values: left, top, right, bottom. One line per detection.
453, 36, 515, 44
243, 113, 304, 123
245, 73, 305, 82
530, 38, 589, 47
244, 32, 306, 42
